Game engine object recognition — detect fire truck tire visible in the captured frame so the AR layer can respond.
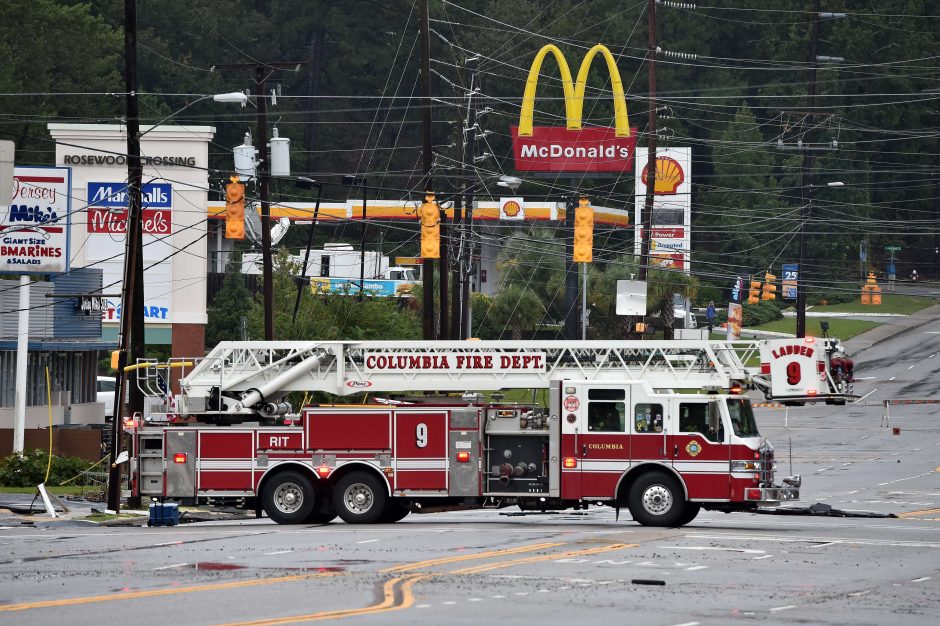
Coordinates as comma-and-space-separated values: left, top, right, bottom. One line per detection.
333, 472, 388, 524
627, 472, 686, 527
263, 471, 317, 524
305, 512, 337, 524
377, 498, 410, 523
675, 502, 700, 527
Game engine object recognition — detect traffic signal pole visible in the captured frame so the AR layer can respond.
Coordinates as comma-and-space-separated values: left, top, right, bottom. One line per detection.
419, 0, 435, 339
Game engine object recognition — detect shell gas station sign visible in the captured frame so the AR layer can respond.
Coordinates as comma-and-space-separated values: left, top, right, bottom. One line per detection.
634, 147, 692, 272
511, 44, 637, 173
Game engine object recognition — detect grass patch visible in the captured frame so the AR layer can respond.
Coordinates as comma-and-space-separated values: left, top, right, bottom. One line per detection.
811, 294, 936, 315
750, 318, 881, 339
80, 512, 143, 523
0, 485, 102, 496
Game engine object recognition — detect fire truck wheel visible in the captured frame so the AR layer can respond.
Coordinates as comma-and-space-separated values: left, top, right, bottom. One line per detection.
377, 498, 410, 523
333, 472, 388, 524
628, 472, 686, 527
675, 502, 700, 527
305, 512, 337, 524
263, 471, 317, 524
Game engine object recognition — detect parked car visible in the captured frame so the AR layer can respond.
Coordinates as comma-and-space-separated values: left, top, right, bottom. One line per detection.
97, 376, 115, 416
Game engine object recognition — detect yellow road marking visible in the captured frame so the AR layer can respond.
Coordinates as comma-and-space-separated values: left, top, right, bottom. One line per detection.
897, 508, 940, 519
0, 571, 341, 613
451, 542, 638, 574
213, 574, 428, 626
382, 541, 564, 573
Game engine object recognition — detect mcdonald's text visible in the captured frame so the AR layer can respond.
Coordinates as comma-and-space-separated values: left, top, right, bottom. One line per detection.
511, 126, 637, 172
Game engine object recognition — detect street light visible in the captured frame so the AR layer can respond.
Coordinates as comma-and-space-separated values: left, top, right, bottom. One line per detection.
107, 90, 250, 513
342, 175, 368, 301
796, 181, 844, 338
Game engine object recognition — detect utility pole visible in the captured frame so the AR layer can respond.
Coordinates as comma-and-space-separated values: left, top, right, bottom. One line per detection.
419, 0, 435, 339
564, 192, 580, 339
796, 0, 822, 339
455, 58, 478, 339
638, 0, 658, 285
211, 61, 305, 340
109, 0, 145, 513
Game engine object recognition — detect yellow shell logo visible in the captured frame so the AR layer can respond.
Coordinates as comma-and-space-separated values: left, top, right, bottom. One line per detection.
503, 200, 521, 217
642, 156, 684, 194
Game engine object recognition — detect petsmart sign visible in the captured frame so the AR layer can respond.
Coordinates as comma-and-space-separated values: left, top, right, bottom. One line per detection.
87, 182, 173, 234
0, 166, 72, 272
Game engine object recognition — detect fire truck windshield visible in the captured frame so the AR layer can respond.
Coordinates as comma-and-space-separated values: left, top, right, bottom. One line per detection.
727, 398, 760, 437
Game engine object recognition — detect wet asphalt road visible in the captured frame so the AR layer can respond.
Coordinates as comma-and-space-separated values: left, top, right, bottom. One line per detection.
1, 325, 938, 625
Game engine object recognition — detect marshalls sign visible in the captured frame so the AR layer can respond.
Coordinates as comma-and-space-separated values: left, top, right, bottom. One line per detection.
0, 166, 71, 273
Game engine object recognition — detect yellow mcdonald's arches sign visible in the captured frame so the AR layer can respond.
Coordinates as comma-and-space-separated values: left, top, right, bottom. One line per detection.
511, 44, 637, 173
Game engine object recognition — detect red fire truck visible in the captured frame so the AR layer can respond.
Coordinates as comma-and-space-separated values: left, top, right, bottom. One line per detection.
126, 340, 802, 527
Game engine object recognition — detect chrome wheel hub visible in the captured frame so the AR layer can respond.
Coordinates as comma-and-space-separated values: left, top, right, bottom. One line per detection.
274, 482, 303, 514
642, 485, 673, 516
343, 483, 374, 514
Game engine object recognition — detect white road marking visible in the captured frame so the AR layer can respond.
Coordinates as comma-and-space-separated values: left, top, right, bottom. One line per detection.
355, 539, 379, 544
538, 589, 551, 593
853, 376, 877, 380
153, 563, 188, 570
659, 546, 765, 554
515, 592, 529, 596
848, 490, 859, 494
848, 590, 873, 597
912, 577, 931, 583
491, 595, 506, 599
671, 622, 700, 626
442, 601, 457, 605
908, 365, 915, 370
855, 389, 877, 403
811, 542, 839, 548
468, 598, 482, 602
686, 533, 940, 549
752, 555, 774, 560
684, 565, 709, 571
264, 550, 292, 555
416, 604, 432, 609
769, 605, 796, 613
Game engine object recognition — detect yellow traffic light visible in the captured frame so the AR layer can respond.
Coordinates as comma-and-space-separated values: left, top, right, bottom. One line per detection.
419, 192, 440, 259
747, 280, 761, 305
225, 176, 246, 240
573, 196, 593, 263
761, 272, 777, 301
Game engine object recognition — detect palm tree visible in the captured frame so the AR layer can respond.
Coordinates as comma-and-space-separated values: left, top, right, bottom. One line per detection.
489, 284, 546, 340
646, 268, 698, 340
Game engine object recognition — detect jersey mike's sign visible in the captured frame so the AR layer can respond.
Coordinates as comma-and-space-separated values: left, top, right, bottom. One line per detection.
0, 167, 71, 272
511, 44, 637, 172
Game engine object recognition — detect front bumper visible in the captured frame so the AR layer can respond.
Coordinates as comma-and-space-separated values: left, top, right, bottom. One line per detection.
745, 475, 801, 506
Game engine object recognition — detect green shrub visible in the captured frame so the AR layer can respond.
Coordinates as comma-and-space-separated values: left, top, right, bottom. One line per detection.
742, 301, 783, 327
0, 449, 93, 487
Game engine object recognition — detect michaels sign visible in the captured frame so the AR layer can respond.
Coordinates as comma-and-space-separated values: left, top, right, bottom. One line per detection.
88, 182, 172, 208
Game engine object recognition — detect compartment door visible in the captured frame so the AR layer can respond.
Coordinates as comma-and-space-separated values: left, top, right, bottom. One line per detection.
164, 430, 197, 498
394, 412, 448, 492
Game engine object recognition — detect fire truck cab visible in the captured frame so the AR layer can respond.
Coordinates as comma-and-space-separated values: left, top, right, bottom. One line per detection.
129, 340, 801, 527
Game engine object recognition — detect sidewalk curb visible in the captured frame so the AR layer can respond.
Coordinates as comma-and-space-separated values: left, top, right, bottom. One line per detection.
843, 303, 940, 355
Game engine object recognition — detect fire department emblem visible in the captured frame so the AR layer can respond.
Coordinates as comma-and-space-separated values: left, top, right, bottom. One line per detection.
685, 441, 702, 457
563, 396, 580, 412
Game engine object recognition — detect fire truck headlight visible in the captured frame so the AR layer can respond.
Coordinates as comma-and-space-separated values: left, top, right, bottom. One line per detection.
731, 460, 758, 471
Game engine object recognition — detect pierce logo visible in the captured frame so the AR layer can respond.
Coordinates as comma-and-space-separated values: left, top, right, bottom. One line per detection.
345, 380, 373, 388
